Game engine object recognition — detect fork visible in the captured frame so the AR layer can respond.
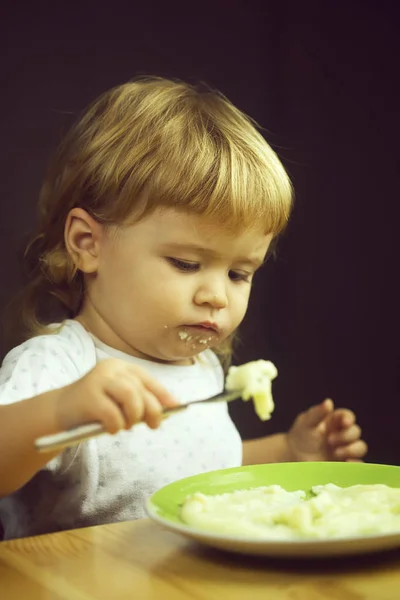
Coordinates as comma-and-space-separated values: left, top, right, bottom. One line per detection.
34, 389, 243, 453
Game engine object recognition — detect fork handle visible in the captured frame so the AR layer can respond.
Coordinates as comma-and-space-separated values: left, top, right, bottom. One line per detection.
34, 405, 190, 453
35, 423, 106, 452
34, 390, 241, 453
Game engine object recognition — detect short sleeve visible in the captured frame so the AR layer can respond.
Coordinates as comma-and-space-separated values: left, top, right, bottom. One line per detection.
0, 322, 95, 406
0, 322, 96, 473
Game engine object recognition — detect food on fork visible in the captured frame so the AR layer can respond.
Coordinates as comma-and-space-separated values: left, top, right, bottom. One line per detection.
226, 360, 277, 421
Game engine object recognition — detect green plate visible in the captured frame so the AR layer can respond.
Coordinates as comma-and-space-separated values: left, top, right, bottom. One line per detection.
146, 462, 400, 558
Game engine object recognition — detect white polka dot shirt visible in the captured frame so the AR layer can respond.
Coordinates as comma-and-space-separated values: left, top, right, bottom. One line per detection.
0, 321, 242, 539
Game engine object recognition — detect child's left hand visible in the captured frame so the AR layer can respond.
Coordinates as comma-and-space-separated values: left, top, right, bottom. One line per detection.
287, 399, 368, 462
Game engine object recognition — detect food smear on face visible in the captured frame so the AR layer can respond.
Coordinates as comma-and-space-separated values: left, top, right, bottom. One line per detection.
199, 337, 213, 344
181, 483, 400, 539
178, 327, 215, 346
225, 360, 277, 421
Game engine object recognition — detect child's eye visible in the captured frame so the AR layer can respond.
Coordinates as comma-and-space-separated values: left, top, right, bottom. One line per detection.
229, 270, 251, 283
167, 258, 200, 272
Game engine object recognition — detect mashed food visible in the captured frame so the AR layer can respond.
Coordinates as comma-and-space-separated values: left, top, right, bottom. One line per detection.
181, 484, 400, 539
226, 360, 277, 421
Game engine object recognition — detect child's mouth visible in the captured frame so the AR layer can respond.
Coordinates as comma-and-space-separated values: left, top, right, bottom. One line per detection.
178, 324, 220, 344
192, 324, 216, 331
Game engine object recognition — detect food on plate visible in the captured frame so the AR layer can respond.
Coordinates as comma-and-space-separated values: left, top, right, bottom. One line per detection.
181, 483, 400, 539
226, 360, 277, 420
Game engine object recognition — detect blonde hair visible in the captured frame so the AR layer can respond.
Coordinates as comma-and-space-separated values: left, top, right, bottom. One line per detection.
7, 76, 293, 366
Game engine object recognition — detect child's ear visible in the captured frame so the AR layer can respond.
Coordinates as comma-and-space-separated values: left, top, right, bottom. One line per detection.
64, 208, 104, 274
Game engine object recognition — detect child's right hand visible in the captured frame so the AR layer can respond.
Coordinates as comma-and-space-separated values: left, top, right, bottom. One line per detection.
55, 359, 179, 433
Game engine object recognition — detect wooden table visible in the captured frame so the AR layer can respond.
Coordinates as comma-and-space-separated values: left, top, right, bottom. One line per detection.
0, 519, 399, 599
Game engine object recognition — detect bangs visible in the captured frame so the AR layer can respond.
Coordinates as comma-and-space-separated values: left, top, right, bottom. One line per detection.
140, 124, 292, 234
83, 80, 293, 234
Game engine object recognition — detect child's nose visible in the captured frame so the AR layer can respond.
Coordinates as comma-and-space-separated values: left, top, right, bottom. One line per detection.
194, 287, 228, 309
211, 292, 227, 309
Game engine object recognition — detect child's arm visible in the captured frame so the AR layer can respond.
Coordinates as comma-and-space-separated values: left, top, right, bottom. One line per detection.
0, 390, 64, 496
242, 399, 368, 465
242, 433, 294, 465
0, 359, 177, 498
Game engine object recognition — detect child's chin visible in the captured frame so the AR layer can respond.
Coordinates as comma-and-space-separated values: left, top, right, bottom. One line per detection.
166, 344, 213, 364
154, 337, 219, 364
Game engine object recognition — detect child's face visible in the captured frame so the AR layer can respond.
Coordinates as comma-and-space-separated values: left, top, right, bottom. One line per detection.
80, 208, 272, 365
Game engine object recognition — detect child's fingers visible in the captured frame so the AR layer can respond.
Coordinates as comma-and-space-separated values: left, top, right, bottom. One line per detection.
328, 424, 362, 446
333, 440, 368, 460
108, 376, 166, 430
122, 372, 171, 429
103, 379, 143, 430
79, 360, 178, 432
325, 408, 355, 434
96, 391, 128, 434
142, 391, 165, 429
128, 365, 178, 408
300, 399, 334, 428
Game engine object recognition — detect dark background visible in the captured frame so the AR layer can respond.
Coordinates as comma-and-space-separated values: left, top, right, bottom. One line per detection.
1, 1, 399, 464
